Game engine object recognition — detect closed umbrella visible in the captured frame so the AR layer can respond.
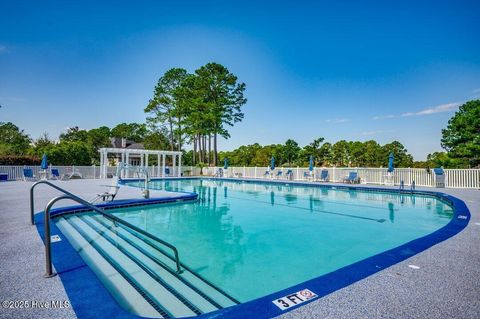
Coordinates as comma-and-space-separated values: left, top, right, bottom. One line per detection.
224, 158, 228, 170
40, 154, 48, 180
270, 156, 275, 171
387, 152, 394, 173
41, 154, 48, 170
309, 155, 314, 172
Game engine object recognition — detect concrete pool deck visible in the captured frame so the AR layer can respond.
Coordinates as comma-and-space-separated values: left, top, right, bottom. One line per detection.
0, 179, 478, 319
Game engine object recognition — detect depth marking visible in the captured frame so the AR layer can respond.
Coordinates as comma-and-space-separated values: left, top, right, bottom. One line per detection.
272, 289, 318, 310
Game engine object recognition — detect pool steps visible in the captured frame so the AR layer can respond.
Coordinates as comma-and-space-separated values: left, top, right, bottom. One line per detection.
55, 213, 238, 318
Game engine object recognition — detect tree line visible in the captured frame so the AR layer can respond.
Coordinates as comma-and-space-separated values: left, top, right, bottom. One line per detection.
0, 70, 478, 168
0, 122, 167, 165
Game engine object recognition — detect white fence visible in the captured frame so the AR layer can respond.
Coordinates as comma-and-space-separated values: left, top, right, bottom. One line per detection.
0, 165, 479, 189
0, 165, 201, 181
202, 166, 480, 189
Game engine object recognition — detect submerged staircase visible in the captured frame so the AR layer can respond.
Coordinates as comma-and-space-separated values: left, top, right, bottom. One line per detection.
55, 213, 238, 318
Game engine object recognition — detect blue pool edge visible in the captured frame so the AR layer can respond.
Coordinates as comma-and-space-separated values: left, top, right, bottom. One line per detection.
35, 178, 471, 319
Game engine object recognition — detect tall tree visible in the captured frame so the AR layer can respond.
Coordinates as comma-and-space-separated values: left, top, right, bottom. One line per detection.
382, 141, 413, 167
59, 126, 89, 142
303, 137, 325, 165
195, 63, 246, 165
0, 122, 31, 155
145, 68, 189, 151
331, 140, 350, 166
441, 99, 480, 167
111, 123, 147, 142
282, 139, 301, 166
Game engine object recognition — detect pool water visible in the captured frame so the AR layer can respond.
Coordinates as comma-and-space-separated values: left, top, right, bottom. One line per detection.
119, 179, 453, 302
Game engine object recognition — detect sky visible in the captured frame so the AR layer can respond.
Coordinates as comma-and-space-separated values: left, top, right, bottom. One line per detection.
1, 0, 479, 160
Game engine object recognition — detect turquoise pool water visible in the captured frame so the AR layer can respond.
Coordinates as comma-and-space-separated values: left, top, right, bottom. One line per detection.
118, 179, 453, 302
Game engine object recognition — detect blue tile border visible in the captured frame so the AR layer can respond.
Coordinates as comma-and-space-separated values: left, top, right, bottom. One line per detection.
35, 178, 470, 319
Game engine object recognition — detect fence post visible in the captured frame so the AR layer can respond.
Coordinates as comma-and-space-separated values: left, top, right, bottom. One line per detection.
333, 166, 336, 182
92, 165, 96, 179
254, 167, 257, 179
296, 167, 299, 180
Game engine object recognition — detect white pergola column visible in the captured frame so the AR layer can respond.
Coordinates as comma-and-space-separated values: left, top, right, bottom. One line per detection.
99, 148, 182, 179
125, 152, 130, 178
103, 150, 107, 178
99, 150, 104, 178
162, 154, 166, 176
178, 154, 182, 177
121, 152, 125, 178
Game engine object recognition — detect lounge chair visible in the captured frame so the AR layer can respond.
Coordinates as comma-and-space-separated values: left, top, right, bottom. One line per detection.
51, 168, 60, 180
215, 168, 224, 177
92, 176, 120, 202
51, 168, 74, 180
165, 167, 170, 177
285, 169, 293, 180
276, 171, 283, 179
317, 169, 329, 182
344, 171, 360, 184
263, 170, 270, 178
304, 171, 313, 181
23, 168, 37, 181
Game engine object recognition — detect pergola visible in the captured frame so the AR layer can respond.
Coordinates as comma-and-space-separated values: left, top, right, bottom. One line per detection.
98, 148, 182, 179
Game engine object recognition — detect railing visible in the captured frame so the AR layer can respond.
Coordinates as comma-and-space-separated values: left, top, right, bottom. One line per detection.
0, 165, 200, 181
2, 165, 479, 188
204, 166, 480, 189
31, 181, 182, 276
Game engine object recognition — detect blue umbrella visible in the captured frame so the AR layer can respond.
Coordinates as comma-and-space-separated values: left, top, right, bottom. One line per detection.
41, 154, 48, 170
224, 158, 228, 170
270, 156, 275, 171
309, 155, 314, 172
387, 152, 394, 173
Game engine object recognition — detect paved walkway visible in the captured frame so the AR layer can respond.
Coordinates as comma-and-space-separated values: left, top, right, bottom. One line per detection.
0, 179, 478, 319
0, 179, 178, 319
279, 187, 480, 319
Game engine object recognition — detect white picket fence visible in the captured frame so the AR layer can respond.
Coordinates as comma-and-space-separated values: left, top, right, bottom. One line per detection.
0, 165, 201, 181
202, 166, 480, 189
0, 165, 479, 189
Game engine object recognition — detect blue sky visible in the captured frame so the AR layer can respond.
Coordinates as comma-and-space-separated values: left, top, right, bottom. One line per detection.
1, 0, 479, 160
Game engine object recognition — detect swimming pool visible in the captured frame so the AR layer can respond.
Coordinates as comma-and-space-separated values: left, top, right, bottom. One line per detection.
122, 178, 453, 301
48, 178, 469, 318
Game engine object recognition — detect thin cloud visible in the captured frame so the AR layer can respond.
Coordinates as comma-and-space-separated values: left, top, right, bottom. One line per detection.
325, 118, 350, 123
8, 97, 25, 102
472, 88, 480, 94
372, 114, 395, 120
361, 129, 394, 136
0, 45, 6, 53
401, 102, 460, 117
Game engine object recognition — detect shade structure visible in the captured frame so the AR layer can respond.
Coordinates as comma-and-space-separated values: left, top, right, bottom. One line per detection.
224, 158, 228, 170
309, 155, 314, 172
387, 152, 394, 173
41, 154, 48, 170
270, 156, 275, 171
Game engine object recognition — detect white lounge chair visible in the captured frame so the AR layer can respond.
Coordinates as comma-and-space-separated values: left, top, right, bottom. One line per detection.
92, 176, 120, 202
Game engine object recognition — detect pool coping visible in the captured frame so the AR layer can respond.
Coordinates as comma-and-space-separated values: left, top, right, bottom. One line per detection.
35, 177, 471, 319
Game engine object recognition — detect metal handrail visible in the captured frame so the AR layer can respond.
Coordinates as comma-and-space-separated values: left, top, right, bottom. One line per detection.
117, 162, 150, 198
31, 181, 182, 276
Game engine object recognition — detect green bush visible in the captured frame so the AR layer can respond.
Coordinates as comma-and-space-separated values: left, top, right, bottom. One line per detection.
0, 155, 41, 165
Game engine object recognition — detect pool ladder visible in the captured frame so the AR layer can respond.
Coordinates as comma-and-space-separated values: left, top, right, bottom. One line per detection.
399, 180, 415, 192
29, 180, 182, 277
